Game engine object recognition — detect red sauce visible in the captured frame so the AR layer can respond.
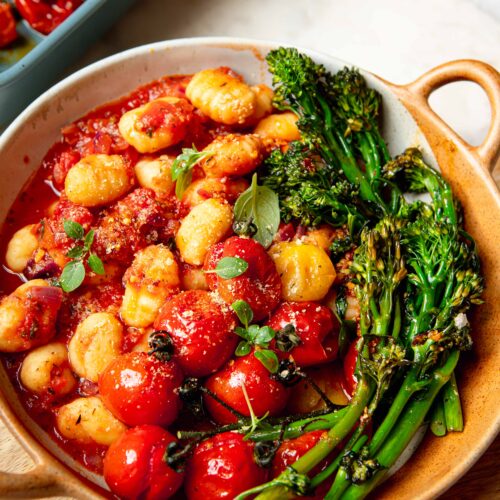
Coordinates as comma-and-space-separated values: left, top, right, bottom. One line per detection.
0, 74, 211, 474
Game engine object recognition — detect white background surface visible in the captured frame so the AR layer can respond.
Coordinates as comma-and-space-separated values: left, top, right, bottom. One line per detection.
73, 0, 500, 151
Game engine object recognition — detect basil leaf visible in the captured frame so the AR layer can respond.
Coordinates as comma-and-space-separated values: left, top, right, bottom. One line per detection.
88, 254, 105, 275
84, 229, 95, 251
213, 257, 248, 279
63, 220, 84, 240
235, 341, 252, 357
60, 260, 86, 292
171, 146, 212, 199
231, 300, 253, 328
254, 349, 279, 373
66, 245, 85, 259
233, 174, 280, 248
255, 326, 276, 346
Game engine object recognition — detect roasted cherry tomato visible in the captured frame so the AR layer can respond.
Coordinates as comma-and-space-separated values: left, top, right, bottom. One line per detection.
267, 301, 339, 367
204, 236, 281, 321
99, 352, 183, 426
185, 431, 268, 500
204, 351, 289, 424
343, 340, 359, 396
154, 290, 238, 377
15, 0, 82, 35
103, 425, 184, 500
0, 3, 17, 48
272, 430, 324, 476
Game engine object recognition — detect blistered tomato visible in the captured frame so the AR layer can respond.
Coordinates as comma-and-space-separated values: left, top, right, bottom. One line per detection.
267, 301, 339, 367
15, 0, 82, 35
204, 236, 281, 321
99, 352, 183, 426
104, 425, 184, 500
204, 351, 289, 424
0, 3, 17, 48
185, 431, 268, 500
154, 290, 237, 377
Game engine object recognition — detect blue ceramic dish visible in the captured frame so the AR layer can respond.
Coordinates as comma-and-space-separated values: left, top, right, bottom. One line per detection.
0, 0, 135, 128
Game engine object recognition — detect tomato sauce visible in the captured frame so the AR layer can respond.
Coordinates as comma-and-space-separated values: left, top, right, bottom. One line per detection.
0, 74, 204, 474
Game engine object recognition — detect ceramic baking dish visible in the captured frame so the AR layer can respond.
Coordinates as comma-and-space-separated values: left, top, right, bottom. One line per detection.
0, 38, 498, 499
0, 0, 136, 128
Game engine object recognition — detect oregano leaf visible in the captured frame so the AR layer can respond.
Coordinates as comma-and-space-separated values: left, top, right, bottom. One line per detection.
211, 257, 248, 279
88, 254, 105, 275
254, 349, 279, 373
255, 326, 276, 346
66, 245, 85, 259
231, 300, 254, 328
63, 219, 84, 240
84, 229, 95, 251
235, 341, 252, 357
60, 260, 86, 292
171, 146, 212, 199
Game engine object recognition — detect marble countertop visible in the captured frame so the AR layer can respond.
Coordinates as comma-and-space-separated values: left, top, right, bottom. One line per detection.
0, 0, 499, 497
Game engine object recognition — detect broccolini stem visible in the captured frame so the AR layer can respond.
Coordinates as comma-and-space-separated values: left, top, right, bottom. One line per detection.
442, 372, 464, 432
324, 435, 370, 500
367, 366, 428, 455
429, 394, 447, 437
311, 434, 369, 489
341, 351, 460, 500
253, 378, 375, 500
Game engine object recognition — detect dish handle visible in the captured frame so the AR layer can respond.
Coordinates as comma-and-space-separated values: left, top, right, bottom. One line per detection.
387, 60, 500, 175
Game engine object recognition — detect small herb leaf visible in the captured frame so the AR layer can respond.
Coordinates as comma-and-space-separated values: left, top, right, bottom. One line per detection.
255, 326, 276, 346
233, 174, 280, 248
84, 229, 95, 251
212, 257, 248, 279
235, 327, 251, 340
231, 300, 254, 328
60, 260, 86, 292
66, 245, 85, 259
63, 220, 84, 240
254, 349, 279, 373
235, 341, 252, 357
171, 146, 212, 199
88, 254, 105, 275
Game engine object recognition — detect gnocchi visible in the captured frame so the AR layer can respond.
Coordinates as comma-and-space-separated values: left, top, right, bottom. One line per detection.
120, 245, 180, 327
0, 280, 62, 352
254, 112, 301, 142
20, 342, 76, 396
56, 396, 126, 445
118, 97, 194, 153
65, 154, 132, 207
248, 84, 274, 123
181, 177, 249, 208
269, 241, 336, 301
68, 312, 123, 382
186, 67, 257, 125
5, 224, 38, 273
176, 198, 233, 266
200, 134, 265, 178
134, 155, 175, 198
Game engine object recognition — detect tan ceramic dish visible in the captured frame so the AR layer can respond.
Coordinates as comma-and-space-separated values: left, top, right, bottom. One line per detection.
0, 38, 498, 499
